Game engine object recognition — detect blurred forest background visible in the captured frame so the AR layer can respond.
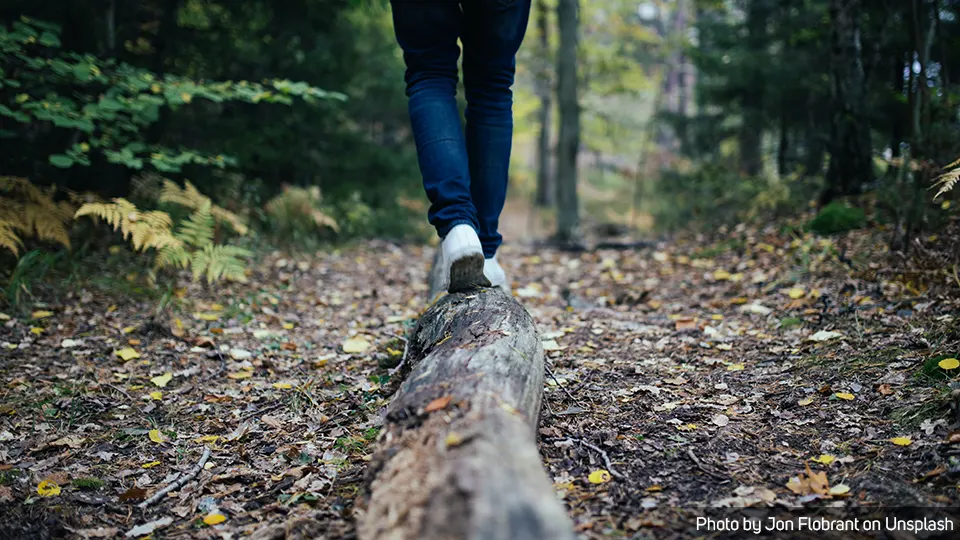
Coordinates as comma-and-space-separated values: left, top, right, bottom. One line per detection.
1, 0, 959, 305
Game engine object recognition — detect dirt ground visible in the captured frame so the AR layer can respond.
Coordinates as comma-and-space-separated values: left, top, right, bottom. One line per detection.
1, 224, 959, 539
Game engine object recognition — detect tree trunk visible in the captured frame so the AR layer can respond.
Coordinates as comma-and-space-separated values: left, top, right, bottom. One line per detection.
358, 263, 576, 540
535, 0, 554, 208
555, 0, 581, 245
822, 0, 873, 205
738, 0, 767, 177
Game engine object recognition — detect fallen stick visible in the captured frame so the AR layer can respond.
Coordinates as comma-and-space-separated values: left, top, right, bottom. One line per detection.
357, 252, 575, 540
138, 446, 211, 509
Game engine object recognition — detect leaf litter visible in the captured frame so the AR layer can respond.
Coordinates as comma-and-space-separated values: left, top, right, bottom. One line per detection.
0, 226, 958, 538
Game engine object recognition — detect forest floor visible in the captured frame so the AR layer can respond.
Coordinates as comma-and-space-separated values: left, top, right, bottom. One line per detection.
1, 221, 959, 539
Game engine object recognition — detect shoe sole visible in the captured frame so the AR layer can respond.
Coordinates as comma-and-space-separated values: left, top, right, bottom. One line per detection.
448, 253, 491, 293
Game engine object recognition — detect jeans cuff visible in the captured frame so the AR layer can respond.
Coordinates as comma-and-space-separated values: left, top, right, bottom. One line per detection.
437, 220, 477, 239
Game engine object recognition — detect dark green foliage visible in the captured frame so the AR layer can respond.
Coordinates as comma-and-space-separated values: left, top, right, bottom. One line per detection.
806, 202, 866, 236
0, 1, 421, 245
660, 0, 960, 241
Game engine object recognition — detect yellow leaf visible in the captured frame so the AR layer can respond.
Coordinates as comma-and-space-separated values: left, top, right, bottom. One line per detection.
890, 437, 912, 446
194, 435, 219, 443
195, 312, 219, 321
282, 322, 294, 330
142, 461, 161, 468
150, 372, 172, 388
272, 382, 293, 390
227, 371, 252, 380
713, 269, 732, 281
444, 432, 464, 447
835, 392, 855, 401
211, 303, 224, 311
149, 391, 163, 400
342, 337, 371, 354
203, 514, 227, 526
829, 484, 851, 496
938, 358, 959, 370
148, 429, 164, 443
710, 314, 724, 321
30, 327, 44, 335
811, 454, 836, 465
36, 480, 61, 497
122, 326, 136, 334
798, 397, 815, 406
116, 348, 141, 361
786, 287, 805, 299
31, 310, 54, 319
727, 363, 745, 372
588, 470, 612, 484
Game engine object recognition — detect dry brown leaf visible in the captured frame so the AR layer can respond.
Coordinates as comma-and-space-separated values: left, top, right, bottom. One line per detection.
424, 395, 452, 413
118, 486, 147, 503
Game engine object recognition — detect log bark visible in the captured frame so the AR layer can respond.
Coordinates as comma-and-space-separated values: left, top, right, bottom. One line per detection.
358, 255, 574, 540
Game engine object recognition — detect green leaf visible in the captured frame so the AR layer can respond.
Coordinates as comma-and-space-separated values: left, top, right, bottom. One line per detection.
38, 31, 60, 47
49, 154, 73, 168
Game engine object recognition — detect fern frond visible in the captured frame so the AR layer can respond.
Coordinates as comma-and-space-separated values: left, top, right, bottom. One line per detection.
0, 178, 73, 249
159, 179, 247, 235
932, 165, 960, 200
176, 201, 215, 248
0, 221, 23, 256
0, 198, 28, 231
155, 243, 190, 271
76, 199, 175, 252
192, 244, 251, 284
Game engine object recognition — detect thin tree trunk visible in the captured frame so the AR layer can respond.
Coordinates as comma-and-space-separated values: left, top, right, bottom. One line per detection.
534, 0, 554, 207
822, 0, 873, 205
739, 0, 767, 177
555, 0, 581, 245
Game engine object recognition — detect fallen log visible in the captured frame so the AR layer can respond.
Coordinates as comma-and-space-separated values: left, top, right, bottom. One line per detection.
357, 254, 574, 540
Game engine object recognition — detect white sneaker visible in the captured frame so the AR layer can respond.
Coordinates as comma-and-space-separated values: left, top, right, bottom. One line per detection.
441, 224, 490, 293
484, 256, 510, 294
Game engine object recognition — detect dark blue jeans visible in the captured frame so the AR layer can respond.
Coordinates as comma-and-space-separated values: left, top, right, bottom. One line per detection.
390, 0, 531, 258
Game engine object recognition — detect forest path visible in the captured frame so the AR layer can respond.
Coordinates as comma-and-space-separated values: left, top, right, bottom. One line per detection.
1, 229, 958, 539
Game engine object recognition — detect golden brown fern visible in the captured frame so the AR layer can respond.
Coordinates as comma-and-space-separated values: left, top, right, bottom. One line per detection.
0, 221, 23, 255
264, 185, 339, 233
75, 198, 181, 251
159, 179, 248, 235
932, 157, 960, 200
0, 176, 74, 254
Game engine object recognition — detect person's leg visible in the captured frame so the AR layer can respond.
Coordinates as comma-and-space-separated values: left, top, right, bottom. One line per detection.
390, 0, 476, 239
390, 0, 489, 292
461, 0, 532, 260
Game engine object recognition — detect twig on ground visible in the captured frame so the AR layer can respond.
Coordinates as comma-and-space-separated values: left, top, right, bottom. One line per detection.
105, 384, 132, 402
240, 400, 284, 422
687, 448, 727, 482
139, 446, 211, 509
545, 363, 582, 405
564, 438, 624, 479
579, 439, 625, 479
388, 335, 411, 376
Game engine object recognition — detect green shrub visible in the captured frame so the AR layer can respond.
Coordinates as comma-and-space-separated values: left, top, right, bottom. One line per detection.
806, 201, 866, 235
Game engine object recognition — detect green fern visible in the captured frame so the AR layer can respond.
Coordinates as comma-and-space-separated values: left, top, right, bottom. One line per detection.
176, 201, 215, 248
190, 245, 251, 284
